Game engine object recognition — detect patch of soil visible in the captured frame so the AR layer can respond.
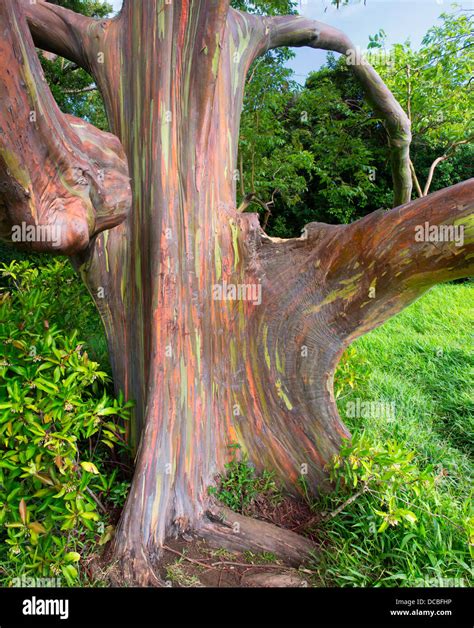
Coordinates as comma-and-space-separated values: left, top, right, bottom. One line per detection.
89, 495, 324, 587
244, 494, 322, 542
158, 537, 311, 588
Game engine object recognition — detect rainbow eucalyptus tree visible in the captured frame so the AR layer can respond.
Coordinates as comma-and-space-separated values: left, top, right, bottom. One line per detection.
1, 0, 472, 583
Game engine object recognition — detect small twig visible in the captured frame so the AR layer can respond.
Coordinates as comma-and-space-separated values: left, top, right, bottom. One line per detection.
365, 487, 466, 532
290, 515, 319, 532
163, 545, 290, 572
162, 545, 214, 570
85, 487, 107, 514
63, 85, 98, 95
322, 483, 370, 520
109, 458, 134, 472
210, 560, 285, 569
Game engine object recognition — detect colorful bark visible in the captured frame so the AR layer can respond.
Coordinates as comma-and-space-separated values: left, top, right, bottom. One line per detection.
73, 2, 267, 574
1, 0, 472, 581
251, 179, 473, 491
0, 1, 130, 254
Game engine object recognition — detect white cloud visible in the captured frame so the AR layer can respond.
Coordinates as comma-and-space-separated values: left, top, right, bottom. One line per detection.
110, 0, 123, 13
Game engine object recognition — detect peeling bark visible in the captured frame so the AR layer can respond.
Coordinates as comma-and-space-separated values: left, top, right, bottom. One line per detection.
2, 0, 472, 584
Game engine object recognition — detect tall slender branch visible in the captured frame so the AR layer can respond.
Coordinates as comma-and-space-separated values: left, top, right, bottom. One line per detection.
423, 139, 472, 197
410, 160, 423, 198
423, 156, 448, 197
243, 14, 412, 207
21, 0, 100, 72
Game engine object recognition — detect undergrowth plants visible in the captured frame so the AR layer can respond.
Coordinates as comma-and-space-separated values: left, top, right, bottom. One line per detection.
313, 434, 473, 587
314, 283, 474, 587
209, 443, 282, 514
0, 260, 132, 586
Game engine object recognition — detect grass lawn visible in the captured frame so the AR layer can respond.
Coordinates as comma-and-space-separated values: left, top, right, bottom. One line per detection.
342, 282, 473, 456
312, 282, 473, 587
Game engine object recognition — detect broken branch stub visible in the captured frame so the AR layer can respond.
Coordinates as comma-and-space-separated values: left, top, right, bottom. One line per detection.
0, 1, 130, 255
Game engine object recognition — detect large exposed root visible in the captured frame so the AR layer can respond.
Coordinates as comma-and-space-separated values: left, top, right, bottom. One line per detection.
197, 505, 317, 567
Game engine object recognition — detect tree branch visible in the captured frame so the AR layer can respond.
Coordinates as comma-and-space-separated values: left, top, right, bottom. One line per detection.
423, 139, 472, 196
21, 0, 100, 72
410, 159, 423, 198
323, 483, 370, 520
0, 1, 130, 255
244, 181, 472, 493
63, 85, 98, 95
258, 179, 473, 345
249, 14, 412, 207
422, 156, 447, 197
349, 178, 473, 303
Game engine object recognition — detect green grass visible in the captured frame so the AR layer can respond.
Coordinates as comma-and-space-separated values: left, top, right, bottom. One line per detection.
310, 282, 473, 587
343, 282, 473, 456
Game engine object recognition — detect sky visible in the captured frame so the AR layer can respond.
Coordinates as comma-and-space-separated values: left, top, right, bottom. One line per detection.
286, 0, 469, 81
109, 0, 471, 81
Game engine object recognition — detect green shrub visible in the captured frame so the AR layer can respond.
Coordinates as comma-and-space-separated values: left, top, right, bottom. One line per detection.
333, 346, 369, 400
329, 436, 433, 532
0, 258, 110, 370
0, 260, 132, 586
209, 444, 281, 513
310, 434, 473, 587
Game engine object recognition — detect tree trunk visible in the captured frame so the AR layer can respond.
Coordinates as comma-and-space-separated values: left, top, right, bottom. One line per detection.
2, 1, 472, 584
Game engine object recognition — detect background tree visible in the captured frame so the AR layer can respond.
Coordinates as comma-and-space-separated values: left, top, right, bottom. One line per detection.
237, 54, 316, 230
238, 11, 473, 237
0, 0, 472, 584
370, 11, 473, 198
275, 54, 386, 232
